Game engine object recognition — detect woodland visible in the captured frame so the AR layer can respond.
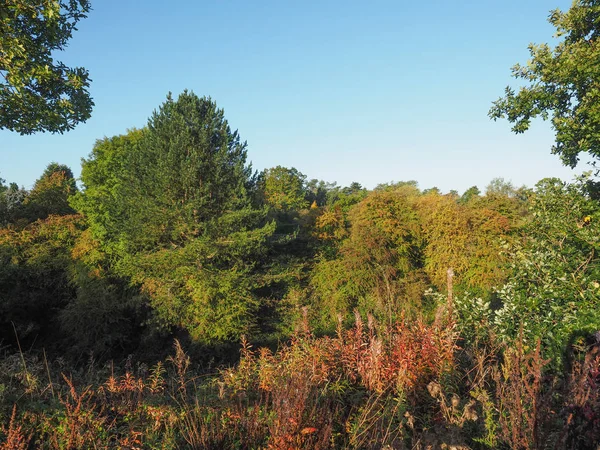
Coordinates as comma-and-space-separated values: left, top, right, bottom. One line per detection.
2, 1, 600, 449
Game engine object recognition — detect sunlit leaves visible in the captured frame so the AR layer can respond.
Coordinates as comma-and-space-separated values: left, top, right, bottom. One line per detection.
258, 166, 309, 212
490, 0, 600, 167
0, 214, 84, 342
493, 176, 600, 364
0, 0, 93, 134
72, 92, 275, 343
417, 192, 512, 293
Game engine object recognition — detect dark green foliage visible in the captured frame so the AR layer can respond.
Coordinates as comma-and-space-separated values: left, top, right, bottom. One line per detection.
59, 229, 147, 356
459, 185, 480, 204
0, 214, 84, 347
73, 92, 278, 343
76, 92, 252, 254
0, 0, 93, 134
139, 92, 250, 235
305, 179, 337, 207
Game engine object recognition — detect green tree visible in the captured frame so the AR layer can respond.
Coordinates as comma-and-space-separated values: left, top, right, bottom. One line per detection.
306, 178, 336, 207
0, 0, 93, 134
0, 214, 84, 346
489, 0, 600, 167
76, 92, 251, 254
258, 166, 309, 211
493, 176, 600, 365
311, 187, 428, 327
74, 91, 276, 343
71, 129, 145, 253
422, 187, 441, 195
342, 181, 365, 195
459, 185, 481, 204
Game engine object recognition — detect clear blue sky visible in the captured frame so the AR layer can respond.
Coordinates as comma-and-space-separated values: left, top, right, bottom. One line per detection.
0, 0, 584, 193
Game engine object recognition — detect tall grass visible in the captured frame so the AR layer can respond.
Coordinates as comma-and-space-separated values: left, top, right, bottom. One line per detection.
1, 311, 600, 449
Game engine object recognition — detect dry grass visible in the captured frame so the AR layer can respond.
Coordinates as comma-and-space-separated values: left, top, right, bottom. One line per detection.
2, 316, 600, 449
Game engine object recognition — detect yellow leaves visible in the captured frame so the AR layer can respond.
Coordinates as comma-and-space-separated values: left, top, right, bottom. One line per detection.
314, 206, 347, 241
577, 215, 592, 228
416, 193, 512, 291
71, 229, 97, 260
0, 214, 83, 248
43, 1, 61, 21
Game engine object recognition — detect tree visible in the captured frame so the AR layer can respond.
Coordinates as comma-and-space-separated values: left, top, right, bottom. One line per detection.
258, 166, 308, 211
342, 181, 365, 195
0, 178, 27, 227
306, 178, 336, 207
0, 0, 93, 134
485, 177, 516, 197
459, 186, 481, 204
493, 176, 600, 365
311, 188, 429, 327
489, 1, 600, 167
71, 129, 145, 253
74, 91, 276, 343
422, 187, 441, 196
76, 92, 252, 253
0, 214, 84, 346
416, 191, 512, 294
23, 162, 77, 220
374, 180, 418, 192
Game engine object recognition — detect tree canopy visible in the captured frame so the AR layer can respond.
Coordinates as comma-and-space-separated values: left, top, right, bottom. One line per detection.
490, 0, 600, 167
76, 92, 251, 254
258, 166, 308, 211
0, 0, 93, 134
73, 91, 276, 342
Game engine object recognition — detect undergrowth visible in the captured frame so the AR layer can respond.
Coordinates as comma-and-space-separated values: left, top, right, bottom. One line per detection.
1, 309, 600, 449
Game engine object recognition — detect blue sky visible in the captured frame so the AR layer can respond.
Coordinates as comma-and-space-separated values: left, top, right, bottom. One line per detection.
0, 0, 584, 193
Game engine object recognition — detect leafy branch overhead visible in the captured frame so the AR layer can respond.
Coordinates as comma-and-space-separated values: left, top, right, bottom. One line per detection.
489, 0, 600, 168
0, 0, 93, 134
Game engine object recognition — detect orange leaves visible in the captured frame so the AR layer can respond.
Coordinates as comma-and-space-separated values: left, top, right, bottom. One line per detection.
213, 314, 458, 448
387, 319, 457, 391
0, 406, 28, 450
0, 214, 84, 270
314, 205, 347, 241
221, 313, 457, 399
